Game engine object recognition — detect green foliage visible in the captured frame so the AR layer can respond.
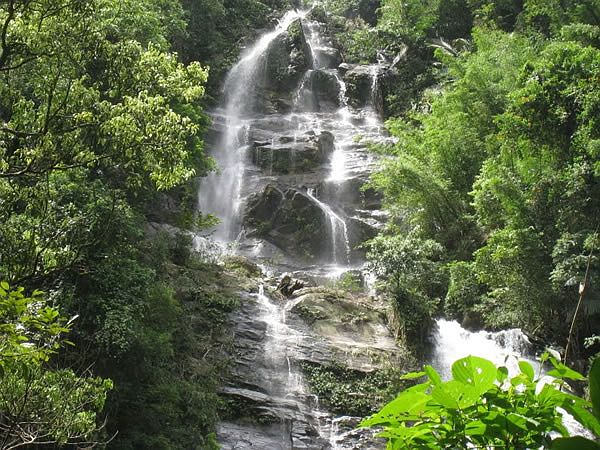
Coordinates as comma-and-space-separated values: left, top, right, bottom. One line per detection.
326, 272, 364, 293
361, 355, 600, 449
444, 261, 485, 322
0, 0, 245, 447
366, 233, 445, 347
0, 0, 212, 285
174, 0, 288, 99
378, 0, 473, 40
371, 29, 534, 257
370, 0, 600, 351
302, 362, 411, 417
0, 283, 112, 448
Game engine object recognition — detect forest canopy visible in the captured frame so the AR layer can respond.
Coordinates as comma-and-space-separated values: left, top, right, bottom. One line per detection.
0, 0, 599, 448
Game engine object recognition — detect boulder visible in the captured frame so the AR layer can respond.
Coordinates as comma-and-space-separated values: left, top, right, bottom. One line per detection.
295, 69, 341, 112
312, 46, 342, 69
311, 69, 341, 110
288, 287, 408, 371
244, 186, 330, 260
264, 20, 310, 93
250, 131, 335, 174
245, 184, 284, 224
343, 65, 375, 109
338, 62, 355, 75
318, 130, 335, 156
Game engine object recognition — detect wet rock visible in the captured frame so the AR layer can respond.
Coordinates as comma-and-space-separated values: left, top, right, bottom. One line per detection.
347, 216, 378, 247
296, 69, 342, 112
246, 184, 285, 223
338, 62, 355, 75
318, 130, 335, 156
313, 46, 342, 69
288, 287, 408, 371
244, 187, 330, 260
265, 20, 310, 93
310, 69, 341, 110
344, 65, 375, 108
250, 131, 335, 174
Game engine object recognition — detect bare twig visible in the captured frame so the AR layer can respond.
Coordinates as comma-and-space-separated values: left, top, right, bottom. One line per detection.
564, 225, 599, 365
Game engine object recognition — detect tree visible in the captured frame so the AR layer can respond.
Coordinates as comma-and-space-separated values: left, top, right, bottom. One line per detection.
0, 282, 112, 449
0, 0, 210, 285
366, 233, 445, 347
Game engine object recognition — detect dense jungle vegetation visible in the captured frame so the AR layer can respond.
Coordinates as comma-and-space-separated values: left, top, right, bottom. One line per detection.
356, 0, 600, 365
0, 0, 286, 448
0, 0, 599, 448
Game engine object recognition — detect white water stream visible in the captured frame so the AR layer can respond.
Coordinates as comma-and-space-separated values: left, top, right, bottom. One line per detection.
431, 319, 595, 440
306, 188, 350, 265
198, 10, 306, 241
203, 7, 390, 448
431, 318, 539, 379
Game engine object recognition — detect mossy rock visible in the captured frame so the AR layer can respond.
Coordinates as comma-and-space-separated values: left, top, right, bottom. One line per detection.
223, 255, 263, 279
244, 186, 330, 261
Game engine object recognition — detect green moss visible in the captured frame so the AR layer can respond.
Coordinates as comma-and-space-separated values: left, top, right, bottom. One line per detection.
293, 303, 328, 325
223, 255, 263, 279
301, 362, 410, 417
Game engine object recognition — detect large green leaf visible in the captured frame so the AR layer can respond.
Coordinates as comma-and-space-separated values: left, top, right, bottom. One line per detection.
537, 383, 566, 407
519, 360, 535, 381
432, 380, 481, 409
497, 366, 509, 383
590, 357, 600, 420
560, 396, 600, 437
465, 420, 487, 436
359, 390, 431, 427
424, 365, 442, 386
451, 356, 497, 395
548, 357, 586, 381
551, 437, 600, 450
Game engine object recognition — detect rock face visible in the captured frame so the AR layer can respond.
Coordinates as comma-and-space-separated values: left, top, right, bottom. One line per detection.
245, 186, 331, 260
251, 130, 335, 174
199, 7, 402, 449
218, 280, 408, 450
344, 65, 376, 109
287, 287, 406, 371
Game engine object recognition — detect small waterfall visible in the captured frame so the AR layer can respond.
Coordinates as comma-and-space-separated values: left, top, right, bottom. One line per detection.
328, 73, 351, 182
364, 65, 382, 127
304, 21, 328, 70
430, 318, 539, 379
198, 10, 305, 241
431, 318, 597, 439
256, 283, 306, 397
306, 188, 351, 265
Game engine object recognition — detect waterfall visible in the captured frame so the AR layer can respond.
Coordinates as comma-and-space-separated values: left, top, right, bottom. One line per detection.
198, 10, 305, 241
306, 188, 351, 265
207, 7, 391, 448
430, 319, 539, 380
430, 319, 596, 439
256, 284, 306, 398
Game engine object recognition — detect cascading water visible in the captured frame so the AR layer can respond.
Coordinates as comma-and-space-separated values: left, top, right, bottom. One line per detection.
202, 6, 392, 449
306, 188, 351, 265
430, 318, 539, 379
430, 319, 596, 439
202, 7, 597, 446
198, 10, 305, 241
256, 284, 306, 399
